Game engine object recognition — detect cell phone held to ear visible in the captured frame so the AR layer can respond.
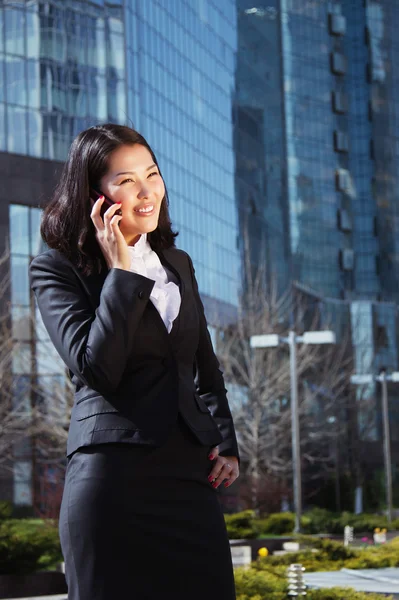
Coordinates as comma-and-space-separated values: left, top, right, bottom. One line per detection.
90, 188, 122, 217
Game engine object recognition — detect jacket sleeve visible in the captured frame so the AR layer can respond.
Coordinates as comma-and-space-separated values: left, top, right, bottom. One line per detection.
187, 253, 240, 461
29, 251, 155, 395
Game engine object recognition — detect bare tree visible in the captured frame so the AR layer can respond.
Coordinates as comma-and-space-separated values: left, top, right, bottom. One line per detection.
215, 238, 354, 512
0, 250, 32, 470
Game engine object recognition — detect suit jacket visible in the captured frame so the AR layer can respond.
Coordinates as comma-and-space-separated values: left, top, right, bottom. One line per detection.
29, 246, 239, 460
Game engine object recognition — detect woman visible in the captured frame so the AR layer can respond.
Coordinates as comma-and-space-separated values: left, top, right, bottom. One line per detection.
29, 124, 239, 600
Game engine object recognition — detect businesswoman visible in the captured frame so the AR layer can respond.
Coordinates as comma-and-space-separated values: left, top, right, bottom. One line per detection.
29, 124, 239, 600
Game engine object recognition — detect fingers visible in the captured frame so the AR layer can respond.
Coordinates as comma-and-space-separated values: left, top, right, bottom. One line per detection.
91, 196, 122, 236
103, 202, 123, 237
208, 456, 239, 490
90, 195, 105, 230
208, 446, 219, 460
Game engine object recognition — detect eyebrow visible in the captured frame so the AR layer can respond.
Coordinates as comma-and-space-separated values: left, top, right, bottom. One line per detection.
113, 164, 157, 178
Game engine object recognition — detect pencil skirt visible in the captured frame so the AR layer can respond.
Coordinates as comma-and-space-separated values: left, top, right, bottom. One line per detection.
59, 415, 236, 600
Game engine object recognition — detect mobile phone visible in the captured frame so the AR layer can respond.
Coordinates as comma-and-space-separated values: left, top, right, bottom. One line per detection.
89, 187, 122, 217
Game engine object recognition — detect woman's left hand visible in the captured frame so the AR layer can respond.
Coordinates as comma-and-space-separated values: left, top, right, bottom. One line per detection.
207, 447, 239, 489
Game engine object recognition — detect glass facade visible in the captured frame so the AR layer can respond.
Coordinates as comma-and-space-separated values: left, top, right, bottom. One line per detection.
234, 1, 290, 294
234, 0, 399, 451
343, 0, 380, 300
9, 204, 67, 505
125, 1, 239, 307
0, 0, 126, 160
279, 0, 345, 298
365, 1, 399, 301
0, 0, 239, 311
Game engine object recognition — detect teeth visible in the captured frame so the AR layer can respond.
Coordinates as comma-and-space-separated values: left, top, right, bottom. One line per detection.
135, 205, 154, 213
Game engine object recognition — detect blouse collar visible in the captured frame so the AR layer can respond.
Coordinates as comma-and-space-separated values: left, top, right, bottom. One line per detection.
128, 233, 150, 257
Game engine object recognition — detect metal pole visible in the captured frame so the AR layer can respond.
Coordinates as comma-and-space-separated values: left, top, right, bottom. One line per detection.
288, 331, 302, 533
380, 372, 393, 523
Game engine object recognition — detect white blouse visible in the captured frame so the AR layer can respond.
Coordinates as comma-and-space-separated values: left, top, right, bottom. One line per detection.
128, 234, 181, 333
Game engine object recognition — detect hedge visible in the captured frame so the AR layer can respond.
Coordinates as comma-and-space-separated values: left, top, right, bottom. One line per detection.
224, 508, 399, 539
255, 536, 399, 573
0, 519, 62, 575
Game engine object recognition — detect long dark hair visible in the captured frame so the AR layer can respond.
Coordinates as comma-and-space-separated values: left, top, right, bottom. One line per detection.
41, 124, 178, 274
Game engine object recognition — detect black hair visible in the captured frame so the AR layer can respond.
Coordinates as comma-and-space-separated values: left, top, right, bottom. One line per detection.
41, 123, 178, 274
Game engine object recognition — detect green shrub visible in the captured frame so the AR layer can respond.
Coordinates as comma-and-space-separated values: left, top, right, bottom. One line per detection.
254, 535, 399, 573
234, 566, 287, 600
0, 519, 62, 575
338, 512, 389, 533
258, 512, 295, 535
0, 501, 12, 520
224, 510, 259, 539
302, 507, 338, 534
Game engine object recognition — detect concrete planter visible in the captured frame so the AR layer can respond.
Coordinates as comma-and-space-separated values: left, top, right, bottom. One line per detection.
0, 571, 67, 599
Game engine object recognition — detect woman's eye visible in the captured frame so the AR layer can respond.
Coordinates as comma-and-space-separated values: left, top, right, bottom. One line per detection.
148, 172, 158, 178
120, 178, 134, 184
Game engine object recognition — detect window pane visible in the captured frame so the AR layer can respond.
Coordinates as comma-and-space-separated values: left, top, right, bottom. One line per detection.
12, 305, 31, 341
0, 11, 3, 53
108, 78, 126, 122
108, 29, 125, 79
30, 207, 44, 255
7, 106, 27, 154
10, 204, 29, 255
88, 73, 107, 120
0, 56, 4, 103
27, 110, 43, 157
6, 55, 27, 106
5, 8, 25, 56
34, 301, 50, 341
36, 340, 64, 375
87, 19, 106, 74
27, 60, 40, 108
0, 103, 5, 151
26, 9, 39, 58
11, 254, 30, 305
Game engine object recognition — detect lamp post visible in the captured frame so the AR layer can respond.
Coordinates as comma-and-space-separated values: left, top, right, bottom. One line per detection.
350, 370, 399, 523
250, 330, 336, 533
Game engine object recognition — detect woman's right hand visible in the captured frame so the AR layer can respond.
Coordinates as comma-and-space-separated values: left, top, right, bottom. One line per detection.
90, 197, 130, 271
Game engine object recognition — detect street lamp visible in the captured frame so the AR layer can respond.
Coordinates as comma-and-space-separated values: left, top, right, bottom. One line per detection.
350, 369, 399, 523
250, 330, 336, 533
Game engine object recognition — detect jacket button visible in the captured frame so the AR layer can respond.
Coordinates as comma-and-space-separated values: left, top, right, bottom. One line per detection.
138, 290, 144, 299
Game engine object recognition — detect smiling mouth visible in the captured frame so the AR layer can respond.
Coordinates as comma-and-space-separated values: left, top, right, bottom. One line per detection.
134, 205, 155, 216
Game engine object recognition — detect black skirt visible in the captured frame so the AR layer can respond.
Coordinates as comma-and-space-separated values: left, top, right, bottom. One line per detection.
59, 415, 236, 600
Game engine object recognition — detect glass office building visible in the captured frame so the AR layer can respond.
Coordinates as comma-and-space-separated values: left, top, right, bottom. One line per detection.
1, 0, 239, 309
0, 0, 239, 504
234, 0, 399, 488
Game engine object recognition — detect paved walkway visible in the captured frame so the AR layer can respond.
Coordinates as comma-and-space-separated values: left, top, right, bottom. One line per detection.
305, 567, 399, 597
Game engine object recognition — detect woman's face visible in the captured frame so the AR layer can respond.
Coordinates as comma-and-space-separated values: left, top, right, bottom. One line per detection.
100, 143, 165, 246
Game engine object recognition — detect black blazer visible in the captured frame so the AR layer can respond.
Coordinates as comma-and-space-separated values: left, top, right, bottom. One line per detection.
29, 246, 239, 460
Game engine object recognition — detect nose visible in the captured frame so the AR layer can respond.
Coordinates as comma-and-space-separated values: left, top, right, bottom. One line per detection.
137, 182, 150, 199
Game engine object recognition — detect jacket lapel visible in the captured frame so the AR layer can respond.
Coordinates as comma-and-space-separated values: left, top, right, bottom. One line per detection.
78, 248, 185, 341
